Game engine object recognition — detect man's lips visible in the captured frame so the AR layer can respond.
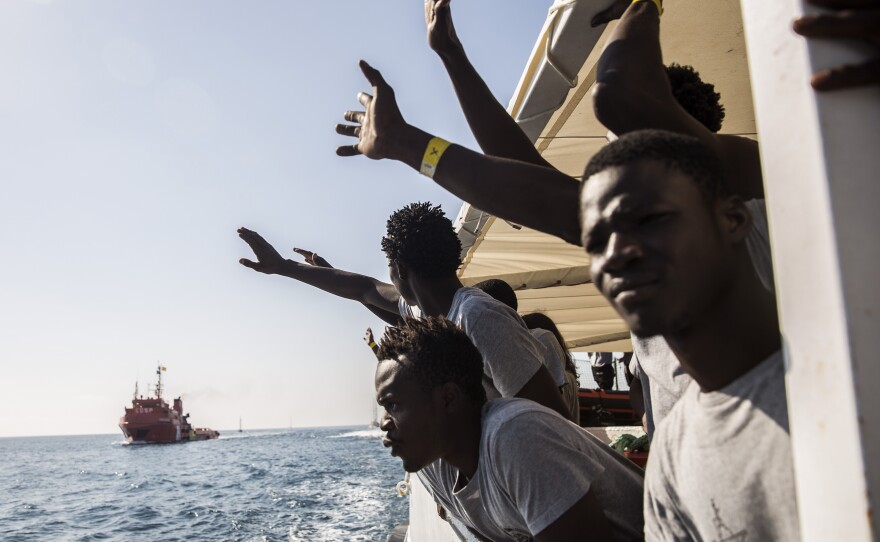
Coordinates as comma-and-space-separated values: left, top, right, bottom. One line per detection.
383, 436, 402, 455
607, 277, 659, 299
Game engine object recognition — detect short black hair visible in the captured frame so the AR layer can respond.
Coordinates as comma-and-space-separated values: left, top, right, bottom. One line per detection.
583, 129, 727, 203
381, 202, 462, 278
473, 279, 518, 311
377, 317, 486, 403
665, 63, 725, 133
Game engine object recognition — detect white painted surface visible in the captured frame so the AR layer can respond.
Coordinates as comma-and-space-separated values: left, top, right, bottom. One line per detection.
740, 0, 880, 539
406, 476, 462, 542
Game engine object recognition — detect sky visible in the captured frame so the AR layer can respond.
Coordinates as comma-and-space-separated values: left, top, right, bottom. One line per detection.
0, 0, 556, 437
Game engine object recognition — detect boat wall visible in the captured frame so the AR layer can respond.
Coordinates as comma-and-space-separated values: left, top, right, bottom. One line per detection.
406, 476, 462, 542
740, 0, 880, 539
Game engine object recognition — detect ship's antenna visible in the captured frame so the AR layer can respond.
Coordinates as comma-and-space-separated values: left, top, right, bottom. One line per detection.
155, 363, 164, 400
133, 381, 139, 401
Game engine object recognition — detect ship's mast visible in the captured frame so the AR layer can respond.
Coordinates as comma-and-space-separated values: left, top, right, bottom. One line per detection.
155, 364, 163, 400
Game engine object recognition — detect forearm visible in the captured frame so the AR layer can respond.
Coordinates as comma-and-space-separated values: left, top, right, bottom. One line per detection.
516, 366, 572, 420
594, 2, 704, 137
275, 259, 399, 313
440, 49, 552, 168
390, 126, 581, 245
363, 304, 403, 327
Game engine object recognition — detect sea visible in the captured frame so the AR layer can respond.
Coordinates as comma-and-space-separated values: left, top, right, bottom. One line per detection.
0, 427, 409, 542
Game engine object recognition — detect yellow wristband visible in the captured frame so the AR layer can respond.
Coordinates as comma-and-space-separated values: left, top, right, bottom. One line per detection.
368, 341, 377, 349
632, 0, 662, 15
420, 137, 451, 178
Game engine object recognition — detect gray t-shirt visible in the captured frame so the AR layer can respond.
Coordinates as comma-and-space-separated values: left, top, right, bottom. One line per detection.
630, 337, 691, 438
399, 287, 543, 399
530, 328, 567, 387
644, 350, 799, 541
632, 199, 775, 437
419, 398, 645, 541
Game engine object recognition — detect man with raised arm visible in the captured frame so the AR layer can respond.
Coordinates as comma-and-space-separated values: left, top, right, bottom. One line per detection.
238, 203, 569, 418
578, 130, 797, 539
337, 0, 774, 436
375, 316, 645, 542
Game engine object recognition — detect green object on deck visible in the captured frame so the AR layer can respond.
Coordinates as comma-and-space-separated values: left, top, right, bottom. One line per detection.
610, 433, 650, 453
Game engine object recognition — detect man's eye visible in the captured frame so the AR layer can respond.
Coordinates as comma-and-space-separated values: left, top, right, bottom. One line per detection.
385, 402, 398, 412
585, 236, 607, 255
639, 212, 670, 226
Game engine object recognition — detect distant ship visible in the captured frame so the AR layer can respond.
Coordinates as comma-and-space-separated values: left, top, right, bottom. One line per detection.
119, 365, 219, 444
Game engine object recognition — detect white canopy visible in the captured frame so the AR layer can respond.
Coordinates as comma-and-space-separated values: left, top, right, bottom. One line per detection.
455, 0, 757, 352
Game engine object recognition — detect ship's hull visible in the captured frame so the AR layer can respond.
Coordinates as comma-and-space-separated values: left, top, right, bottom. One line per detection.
119, 399, 218, 444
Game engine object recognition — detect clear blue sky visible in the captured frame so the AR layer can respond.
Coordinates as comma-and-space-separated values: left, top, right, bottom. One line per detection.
0, 0, 554, 437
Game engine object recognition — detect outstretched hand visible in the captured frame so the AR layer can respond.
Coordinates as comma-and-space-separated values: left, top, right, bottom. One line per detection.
364, 327, 377, 350
336, 61, 409, 160
238, 227, 285, 274
592, 0, 637, 27
293, 248, 331, 268
793, 0, 880, 91
426, 0, 463, 57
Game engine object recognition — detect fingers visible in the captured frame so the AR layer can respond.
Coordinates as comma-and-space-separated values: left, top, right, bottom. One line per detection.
359, 60, 389, 89
811, 58, 880, 90
358, 92, 373, 108
793, 10, 879, 39
344, 111, 365, 124
336, 124, 361, 138
336, 145, 362, 157
239, 258, 259, 270
237, 227, 266, 247
292, 247, 313, 261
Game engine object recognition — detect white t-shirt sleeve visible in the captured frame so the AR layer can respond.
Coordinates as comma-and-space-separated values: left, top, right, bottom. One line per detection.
531, 329, 567, 387
456, 297, 542, 398
486, 412, 604, 535
397, 297, 420, 319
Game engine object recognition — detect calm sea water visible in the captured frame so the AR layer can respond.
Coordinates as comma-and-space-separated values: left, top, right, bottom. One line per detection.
0, 427, 409, 542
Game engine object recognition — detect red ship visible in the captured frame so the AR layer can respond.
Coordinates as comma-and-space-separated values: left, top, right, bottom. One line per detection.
119, 365, 219, 444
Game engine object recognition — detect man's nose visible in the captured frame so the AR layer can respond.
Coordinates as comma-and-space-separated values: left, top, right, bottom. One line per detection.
600, 232, 643, 273
380, 411, 394, 431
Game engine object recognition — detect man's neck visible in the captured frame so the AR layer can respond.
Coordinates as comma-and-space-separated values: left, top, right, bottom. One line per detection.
413, 276, 465, 317
442, 406, 484, 488
665, 267, 781, 392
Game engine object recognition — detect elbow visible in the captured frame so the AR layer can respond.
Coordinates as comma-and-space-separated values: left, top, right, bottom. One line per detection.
591, 80, 630, 134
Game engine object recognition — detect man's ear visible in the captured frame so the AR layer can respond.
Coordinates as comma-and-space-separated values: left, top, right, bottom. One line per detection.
396, 262, 408, 281
437, 382, 462, 413
717, 196, 752, 244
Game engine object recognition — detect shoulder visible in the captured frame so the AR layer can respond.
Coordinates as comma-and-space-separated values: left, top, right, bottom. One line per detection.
482, 399, 576, 448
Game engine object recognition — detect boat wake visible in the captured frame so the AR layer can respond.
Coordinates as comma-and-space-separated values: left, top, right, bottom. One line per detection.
330, 428, 383, 439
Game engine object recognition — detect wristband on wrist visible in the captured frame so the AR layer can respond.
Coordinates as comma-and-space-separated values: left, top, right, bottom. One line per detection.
632, 0, 662, 15
419, 137, 452, 178
368, 341, 377, 349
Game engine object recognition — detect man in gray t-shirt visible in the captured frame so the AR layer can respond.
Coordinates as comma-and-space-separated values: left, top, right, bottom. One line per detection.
375, 317, 644, 542
579, 131, 797, 540
239, 202, 568, 419
630, 199, 776, 438
645, 350, 799, 540
399, 287, 547, 402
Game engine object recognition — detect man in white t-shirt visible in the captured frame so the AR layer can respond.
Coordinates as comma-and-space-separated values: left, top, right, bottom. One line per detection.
579, 130, 799, 540
238, 203, 568, 418
375, 317, 645, 542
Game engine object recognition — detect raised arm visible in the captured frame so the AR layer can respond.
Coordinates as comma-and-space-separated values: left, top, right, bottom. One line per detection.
292, 247, 403, 326
426, 0, 552, 168
238, 227, 402, 324
335, 62, 581, 245
591, 0, 764, 198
